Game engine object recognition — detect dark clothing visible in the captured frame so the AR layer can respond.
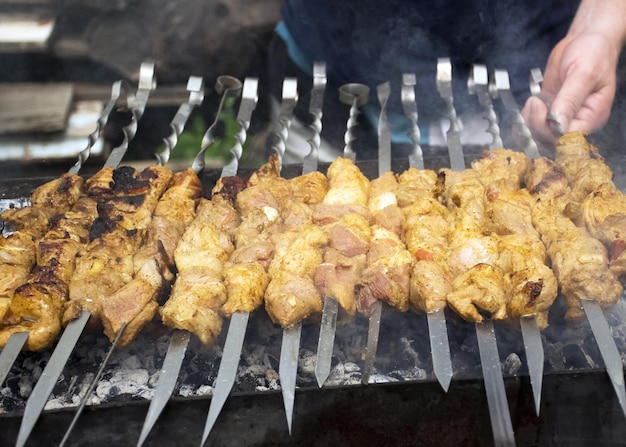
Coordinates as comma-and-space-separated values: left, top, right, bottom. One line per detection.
263, 0, 580, 158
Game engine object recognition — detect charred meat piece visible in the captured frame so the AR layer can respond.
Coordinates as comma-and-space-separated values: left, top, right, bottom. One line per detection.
101, 169, 203, 346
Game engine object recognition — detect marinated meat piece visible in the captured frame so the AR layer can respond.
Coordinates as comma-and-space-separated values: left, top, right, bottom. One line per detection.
402, 196, 452, 313
395, 167, 439, 208
65, 166, 173, 328
266, 221, 328, 327
368, 172, 404, 234
441, 169, 507, 323
314, 248, 366, 314
554, 132, 626, 279
2, 173, 83, 236
100, 169, 203, 346
132, 169, 202, 276
356, 226, 411, 314
220, 155, 284, 319
160, 195, 241, 345
526, 156, 623, 322
496, 234, 556, 328
310, 157, 371, 318
447, 263, 507, 322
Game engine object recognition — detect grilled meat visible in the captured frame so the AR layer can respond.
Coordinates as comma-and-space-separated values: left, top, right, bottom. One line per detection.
312, 157, 371, 318
64, 166, 174, 327
0, 168, 114, 351
442, 168, 507, 322
554, 132, 626, 279
474, 149, 558, 329
525, 156, 622, 322
264, 161, 329, 328
356, 172, 411, 315
2, 173, 84, 237
101, 169, 203, 346
399, 168, 453, 313
159, 176, 245, 346
221, 155, 288, 318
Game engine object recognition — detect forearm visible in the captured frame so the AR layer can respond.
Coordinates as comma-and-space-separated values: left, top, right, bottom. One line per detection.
569, 0, 626, 46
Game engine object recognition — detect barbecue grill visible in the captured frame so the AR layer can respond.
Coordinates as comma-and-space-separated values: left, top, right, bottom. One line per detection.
2, 16, 626, 446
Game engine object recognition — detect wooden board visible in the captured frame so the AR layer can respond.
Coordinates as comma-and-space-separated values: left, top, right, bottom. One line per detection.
0, 83, 73, 134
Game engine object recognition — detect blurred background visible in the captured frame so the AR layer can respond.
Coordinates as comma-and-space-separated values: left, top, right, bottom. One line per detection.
0, 0, 282, 179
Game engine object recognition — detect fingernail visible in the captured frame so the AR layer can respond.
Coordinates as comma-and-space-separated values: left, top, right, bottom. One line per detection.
547, 111, 565, 135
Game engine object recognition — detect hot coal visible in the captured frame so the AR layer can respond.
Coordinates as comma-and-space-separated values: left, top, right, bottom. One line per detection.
0, 287, 624, 418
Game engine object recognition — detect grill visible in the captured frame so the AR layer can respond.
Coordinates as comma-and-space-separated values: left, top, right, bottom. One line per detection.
2, 29, 626, 447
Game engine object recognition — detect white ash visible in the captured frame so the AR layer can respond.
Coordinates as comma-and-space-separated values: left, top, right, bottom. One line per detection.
2, 294, 626, 416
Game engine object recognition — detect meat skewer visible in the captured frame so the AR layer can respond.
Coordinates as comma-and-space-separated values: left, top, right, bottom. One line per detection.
61, 74, 209, 447
200, 77, 297, 445
436, 58, 516, 447
400, 72, 453, 391
14, 62, 158, 447
551, 131, 626, 416
136, 75, 249, 447
314, 81, 370, 387
529, 70, 626, 418
359, 82, 399, 385
0, 80, 129, 386
488, 67, 547, 415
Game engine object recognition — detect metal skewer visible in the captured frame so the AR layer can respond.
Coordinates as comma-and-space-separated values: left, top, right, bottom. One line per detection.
0, 79, 132, 389
15, 61, 157, 447
489, 67, 544, 417
361, 81, 391, 385
58, 74, 206, 447
136, 75, 248, 447
303, 62, 327, 175
200, 78, 294, 446
272, 76, 331, 435
527, 68, 626, 418
315, 82, 370, 388
437, 57, 516, 447
402, 73, 453, 392
468, 64, 503, 149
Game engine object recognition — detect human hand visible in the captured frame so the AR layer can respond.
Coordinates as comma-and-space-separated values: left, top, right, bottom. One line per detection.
522, 31, 621, 147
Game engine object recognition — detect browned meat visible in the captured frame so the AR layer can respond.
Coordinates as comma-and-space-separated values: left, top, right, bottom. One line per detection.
0, 168, 115, 351
100, 169, 203, 346
525, 156, 622, 323
65, 166, 173, 329
554, 132, 626, 279
2, 173, 84, 236
160, 194, 242, 345
476, 149, 558, 329
311, 157, 371, 318
441, 169, 507, 322
221, 155, 284, 319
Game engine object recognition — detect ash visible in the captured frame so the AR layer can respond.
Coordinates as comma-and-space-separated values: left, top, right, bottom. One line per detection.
1, 293, 625, 415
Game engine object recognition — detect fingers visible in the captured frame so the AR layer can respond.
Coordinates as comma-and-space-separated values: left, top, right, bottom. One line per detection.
521, 95, 560, 148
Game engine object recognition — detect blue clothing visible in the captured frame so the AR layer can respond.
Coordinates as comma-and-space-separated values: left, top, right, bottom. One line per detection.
278, 0, 579, 144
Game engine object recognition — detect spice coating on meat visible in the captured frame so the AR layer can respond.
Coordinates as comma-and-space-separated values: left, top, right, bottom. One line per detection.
311, 157, 370, 318
101, 169, 203, 346
554, 132, 626, 279
525, 155, 622, 323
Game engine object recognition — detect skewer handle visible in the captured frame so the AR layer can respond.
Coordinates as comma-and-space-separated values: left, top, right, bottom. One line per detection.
303, 62, 327, 173
339, 83, 369, 161
401, 73, 424, 170
468, 64, 503, 149
156, 76, 205, 166
191, 75, 243, 173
